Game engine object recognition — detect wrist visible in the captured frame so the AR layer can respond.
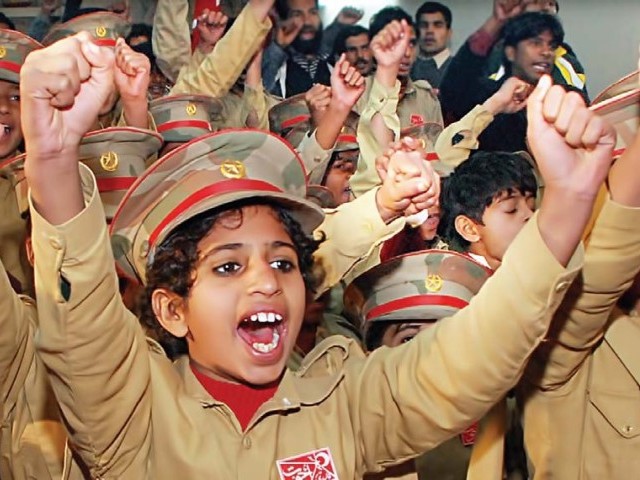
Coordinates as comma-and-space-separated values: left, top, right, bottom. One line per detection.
328, 97, 354, 115
482, 96, 502, 115
375, 65, 400, 88
197, 42, 216, 54
375, 188, 402, 224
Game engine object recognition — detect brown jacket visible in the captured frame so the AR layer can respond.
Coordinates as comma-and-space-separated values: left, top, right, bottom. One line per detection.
30, 168, 582, 479
0, 259, 87, 479
519, 199, 640, 479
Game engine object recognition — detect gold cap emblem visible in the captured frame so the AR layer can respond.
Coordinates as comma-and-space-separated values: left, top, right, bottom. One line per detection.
0, 46, 6, 59
185, 103, 198, 116
100, 151, 119, 172
220, 160, 246, 179
425, 274, 443, 293
96, 26, 108, 38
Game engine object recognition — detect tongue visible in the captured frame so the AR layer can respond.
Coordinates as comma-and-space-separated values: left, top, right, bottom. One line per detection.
238, 324, 276, 345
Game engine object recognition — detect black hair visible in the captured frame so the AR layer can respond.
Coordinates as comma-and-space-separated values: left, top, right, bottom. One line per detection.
503, 11, 564, 50
275, 0, 319, 20
369, 6, 415, 38
332, 25, 369, 57
438, 151, 538, 252
138, 199, 321, 359
0, 13, 16, 31
126, 23, 152, 43
415, 2, 452, 29
364, 321, 389, 351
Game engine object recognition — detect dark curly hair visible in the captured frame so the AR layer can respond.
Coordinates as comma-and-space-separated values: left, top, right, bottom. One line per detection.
139, 199, 321, 358
438, 151, 537, 253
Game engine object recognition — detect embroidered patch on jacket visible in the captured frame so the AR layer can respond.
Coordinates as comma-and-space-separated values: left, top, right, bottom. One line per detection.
460, 422, 479, 447
410, 114, 424, 126
276, 447, 338, 479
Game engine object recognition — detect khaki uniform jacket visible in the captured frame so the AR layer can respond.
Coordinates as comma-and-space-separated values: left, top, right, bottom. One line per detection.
164, 1, 272, 99
30, 166, 582, 479
0, 173, 31, 292
460, 196, 640, 479
519, 197, 640, 479
351, 78, 443, 199
0, 259, 86, 479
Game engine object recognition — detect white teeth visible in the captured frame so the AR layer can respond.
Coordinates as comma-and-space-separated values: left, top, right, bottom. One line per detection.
246, 312, 283, 323
251, 330, 280, 353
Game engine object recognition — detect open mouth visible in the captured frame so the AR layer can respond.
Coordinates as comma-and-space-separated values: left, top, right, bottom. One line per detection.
237, 311, 286, 356
0, 123, 12, 141
532, 62, 551, 74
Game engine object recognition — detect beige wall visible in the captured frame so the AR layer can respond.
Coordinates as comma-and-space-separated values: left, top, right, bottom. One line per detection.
321, 0, 640, 99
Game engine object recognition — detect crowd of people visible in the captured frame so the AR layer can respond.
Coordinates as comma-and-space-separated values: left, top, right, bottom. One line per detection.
0, 0, 639, 478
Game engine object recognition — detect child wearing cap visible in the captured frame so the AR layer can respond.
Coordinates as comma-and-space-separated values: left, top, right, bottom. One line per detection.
438, 78, 640, 477
0, 155, 89, 479
0, 29, 42, 295
345, 250, 491, 479
22, 35, 611, 480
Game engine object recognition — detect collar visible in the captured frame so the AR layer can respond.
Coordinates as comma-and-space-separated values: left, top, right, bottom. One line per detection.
432, 48, 451, 68
418, 48, 450, 68
468, 253, 492, 270
175, 342, 346, 426
403, 78, 416, 96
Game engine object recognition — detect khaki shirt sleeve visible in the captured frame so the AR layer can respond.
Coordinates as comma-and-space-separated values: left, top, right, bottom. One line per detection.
351, 79, 401, 199
0, 260, 35, 417
30, 165, 152, 478
242, 84, 270, 130
434, 105, 494, 168
313, 187, 404, 296
152, 0, 192, 83
342, 213, 584, 476
524, 196, 640, 389
170, 4, 272, 97
298, 130, 335, 185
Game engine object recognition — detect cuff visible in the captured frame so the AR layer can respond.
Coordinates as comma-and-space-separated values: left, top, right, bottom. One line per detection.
504, 211, 584, 306
30, 164, 107, 280
321, 187, 405, 258
435, 105, 494, 166
299, 130, 335, 184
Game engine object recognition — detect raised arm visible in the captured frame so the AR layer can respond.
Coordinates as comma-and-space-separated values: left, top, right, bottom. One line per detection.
171, 0, 274, 97
22, 34, 153, 477
346, 74, 613, 475
151, 0, 191, 83
351, 20, 408, 198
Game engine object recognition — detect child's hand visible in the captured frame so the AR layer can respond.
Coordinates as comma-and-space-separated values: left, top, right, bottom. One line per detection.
483, 77, 533, 115
329, 54, 365, 110
20, 32, 115, 161
370, 20, 411, 71
114, 38, 151, 102
527, 75, 615, 198
196, 10, 228, 50
375, 138, 440, 222
305, 84, 332, 126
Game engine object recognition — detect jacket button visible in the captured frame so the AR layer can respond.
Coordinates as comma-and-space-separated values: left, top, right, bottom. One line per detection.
49, 237, 63, 250
555, 281, 570, 292
623, 425, 634, 434
243, 436, 252, 449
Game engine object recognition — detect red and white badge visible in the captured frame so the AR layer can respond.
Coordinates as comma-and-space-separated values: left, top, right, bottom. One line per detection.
276, 447, 339, 480
460, 422, 479, 447
410, 114, 424, 126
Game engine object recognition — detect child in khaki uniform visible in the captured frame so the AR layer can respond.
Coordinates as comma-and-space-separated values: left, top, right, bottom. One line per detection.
23, 34, 611, 480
